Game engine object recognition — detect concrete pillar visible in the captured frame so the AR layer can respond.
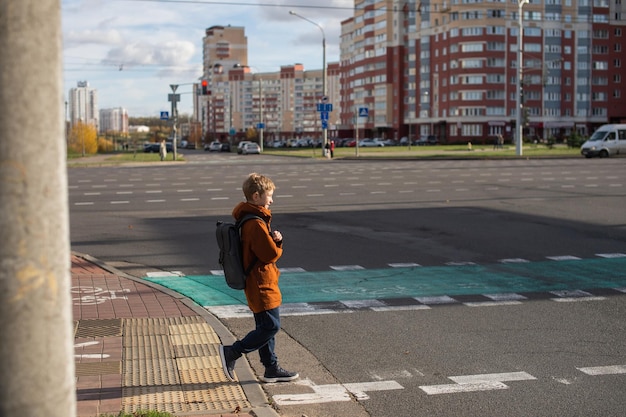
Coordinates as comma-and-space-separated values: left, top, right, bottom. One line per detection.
0, 1, 75, 416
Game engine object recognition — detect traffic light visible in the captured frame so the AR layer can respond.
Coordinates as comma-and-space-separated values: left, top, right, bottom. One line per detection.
201, 79, 208, 95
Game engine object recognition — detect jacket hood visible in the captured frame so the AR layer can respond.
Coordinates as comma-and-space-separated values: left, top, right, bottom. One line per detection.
232, 201, 272, 223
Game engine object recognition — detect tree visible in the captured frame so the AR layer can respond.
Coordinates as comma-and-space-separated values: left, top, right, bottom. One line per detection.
68, 121, 98, 155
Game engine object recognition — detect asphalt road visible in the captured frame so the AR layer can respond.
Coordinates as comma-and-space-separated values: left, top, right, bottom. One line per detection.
68, 152, 626, 416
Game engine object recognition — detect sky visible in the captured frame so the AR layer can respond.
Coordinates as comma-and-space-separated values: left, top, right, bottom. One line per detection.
62, 0, 354, 118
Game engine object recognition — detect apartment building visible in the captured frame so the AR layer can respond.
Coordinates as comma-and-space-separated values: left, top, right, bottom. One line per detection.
68, 81, 98, 131
340, 0, 626, 144
198, 0, 626, 145
199, 25, 341, 144
99, 107, 128, 135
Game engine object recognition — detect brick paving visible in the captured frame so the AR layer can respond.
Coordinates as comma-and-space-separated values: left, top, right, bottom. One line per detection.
72, 254, 270, 417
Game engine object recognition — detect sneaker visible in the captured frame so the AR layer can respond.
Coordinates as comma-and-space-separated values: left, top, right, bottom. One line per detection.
260, 365, 299, 383
219, 345, 239, 381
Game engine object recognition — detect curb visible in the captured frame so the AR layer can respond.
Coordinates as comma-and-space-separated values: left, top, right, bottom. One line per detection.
73, 252, 280, 417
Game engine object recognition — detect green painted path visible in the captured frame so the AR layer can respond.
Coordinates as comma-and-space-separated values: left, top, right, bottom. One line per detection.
144, 258, 626, 308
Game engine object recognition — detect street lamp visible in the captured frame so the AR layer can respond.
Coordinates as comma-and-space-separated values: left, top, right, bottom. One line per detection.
289, 10, 327, 152
516, 0, 529, 156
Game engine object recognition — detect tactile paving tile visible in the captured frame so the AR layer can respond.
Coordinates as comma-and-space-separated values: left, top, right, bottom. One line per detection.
123, 358, 180, 386
174, 343, 217, 358
122, 386, 186, 413
183, 383, 251, 411
124, 335, 175, 360
180, 367, 230, 385
76, 318, 122, 338
168, 322, 215, 335
176, 356, 221, 370
170, 332, 220, 346
75, 361, 121, 376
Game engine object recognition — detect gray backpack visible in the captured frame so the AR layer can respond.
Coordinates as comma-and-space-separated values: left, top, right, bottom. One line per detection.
216, 214, 263, 290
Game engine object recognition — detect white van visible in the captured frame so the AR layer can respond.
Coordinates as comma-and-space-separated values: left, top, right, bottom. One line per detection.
581, 124, 626, 158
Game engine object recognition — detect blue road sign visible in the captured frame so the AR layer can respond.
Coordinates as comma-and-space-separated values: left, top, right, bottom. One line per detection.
257, 123, 265, 129
320, 111, 329, 121
160, 111, 169, 120
317, 103, 333, 112
321, 120, 329, 129
358, 107, 369, 117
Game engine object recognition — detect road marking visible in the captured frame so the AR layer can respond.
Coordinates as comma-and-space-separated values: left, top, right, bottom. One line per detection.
578, 365, 626, 376
596, 253, 626, 258
75, 202, 94, 206
420, 372, 536, 395
389, 263, 421, 268
547, 255, 582, 261
110, 201, 129, 204
330, 265, 364, 271
272, 379, 403, 405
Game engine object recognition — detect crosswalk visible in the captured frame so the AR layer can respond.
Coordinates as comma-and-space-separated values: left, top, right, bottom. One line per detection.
144, 253, 626, 319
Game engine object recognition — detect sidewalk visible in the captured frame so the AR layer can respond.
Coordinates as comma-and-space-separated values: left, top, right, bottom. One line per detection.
72, 252, 278, 417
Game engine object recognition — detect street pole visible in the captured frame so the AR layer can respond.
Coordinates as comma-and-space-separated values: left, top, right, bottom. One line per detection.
170, 84, 179, 160
259, 77, 264, 151
0, 1, 76, 416
289, 11, 328, 153
516, 0, 529, 156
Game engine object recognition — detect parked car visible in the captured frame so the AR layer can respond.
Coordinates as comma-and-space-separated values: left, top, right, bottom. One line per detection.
205, 141, 223, 152
185, 141, 197, 149
382, 139, 398, 146
237, 141, 252, 154
144, 142, 172, 153
415, 135, 438, 146
360, 138, 385, 147
241, 142, 261, 154
220, 142, 231, 152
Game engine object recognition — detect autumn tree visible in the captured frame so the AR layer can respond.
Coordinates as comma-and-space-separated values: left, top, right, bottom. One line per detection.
68, 121, 98, 155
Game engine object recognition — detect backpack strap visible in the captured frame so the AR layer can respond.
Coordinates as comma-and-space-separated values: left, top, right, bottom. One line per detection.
237, 215, 266, 277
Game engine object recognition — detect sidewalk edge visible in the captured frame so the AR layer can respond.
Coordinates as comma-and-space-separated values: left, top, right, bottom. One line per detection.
72, 251, 279, 417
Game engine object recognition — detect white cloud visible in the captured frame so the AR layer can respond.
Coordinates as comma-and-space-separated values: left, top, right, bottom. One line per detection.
62, 0, 354, 116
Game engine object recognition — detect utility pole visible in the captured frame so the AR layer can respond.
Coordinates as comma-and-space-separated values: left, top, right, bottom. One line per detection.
169, 84, 179, 160
0, 1, 76, 416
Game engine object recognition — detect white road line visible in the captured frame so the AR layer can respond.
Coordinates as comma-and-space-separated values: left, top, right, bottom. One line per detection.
420, 372, 536, 395
546, 255, 582, 261
464, 301, 524, 307
110, 201, 129, 204
389, 263, 421, 268
421, 381, 508, 395
116, 191, 133, 194
84, 192, 101, 196
75, 202, 94, 206
180, 198, 200, 202
330, 265, 365, 271
145, 190, 162, 194
147, 200, 166, 203
578, 365, 626, 376
596, 253, 626, 258
211, 197, 229, 200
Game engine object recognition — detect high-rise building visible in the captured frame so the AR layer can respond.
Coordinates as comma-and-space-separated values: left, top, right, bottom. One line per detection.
341, 0, 626, 144
199, 26, 341, 144
99, 107, 128, 135
68, 81, 98, 131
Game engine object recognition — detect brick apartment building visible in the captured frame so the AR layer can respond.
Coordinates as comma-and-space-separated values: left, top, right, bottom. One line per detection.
196, 0, 626, 145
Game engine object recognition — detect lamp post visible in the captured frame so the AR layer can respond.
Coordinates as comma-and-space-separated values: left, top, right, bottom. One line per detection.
516, 0, 529, 156
289, 10, 327, 152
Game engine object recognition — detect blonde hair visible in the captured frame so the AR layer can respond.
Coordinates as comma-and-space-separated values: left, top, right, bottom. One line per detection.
242, 173, 276, 201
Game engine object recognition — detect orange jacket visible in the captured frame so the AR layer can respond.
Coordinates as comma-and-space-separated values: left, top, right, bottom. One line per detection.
232, 202, 283, 313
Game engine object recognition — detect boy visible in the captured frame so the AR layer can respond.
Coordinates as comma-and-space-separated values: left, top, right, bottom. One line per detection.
219, 173, 299, 383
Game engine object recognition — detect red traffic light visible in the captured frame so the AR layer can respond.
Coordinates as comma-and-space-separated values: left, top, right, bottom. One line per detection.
201, 79, 208, 87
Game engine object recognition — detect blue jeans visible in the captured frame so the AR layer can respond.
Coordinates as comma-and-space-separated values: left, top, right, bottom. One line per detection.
233, 307, 280, 368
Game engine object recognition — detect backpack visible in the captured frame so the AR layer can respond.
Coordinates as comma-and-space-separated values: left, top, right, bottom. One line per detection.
216, 214, 264, 290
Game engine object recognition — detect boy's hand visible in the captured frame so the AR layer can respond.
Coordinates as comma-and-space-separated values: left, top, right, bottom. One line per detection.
272, 230, 282, 242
